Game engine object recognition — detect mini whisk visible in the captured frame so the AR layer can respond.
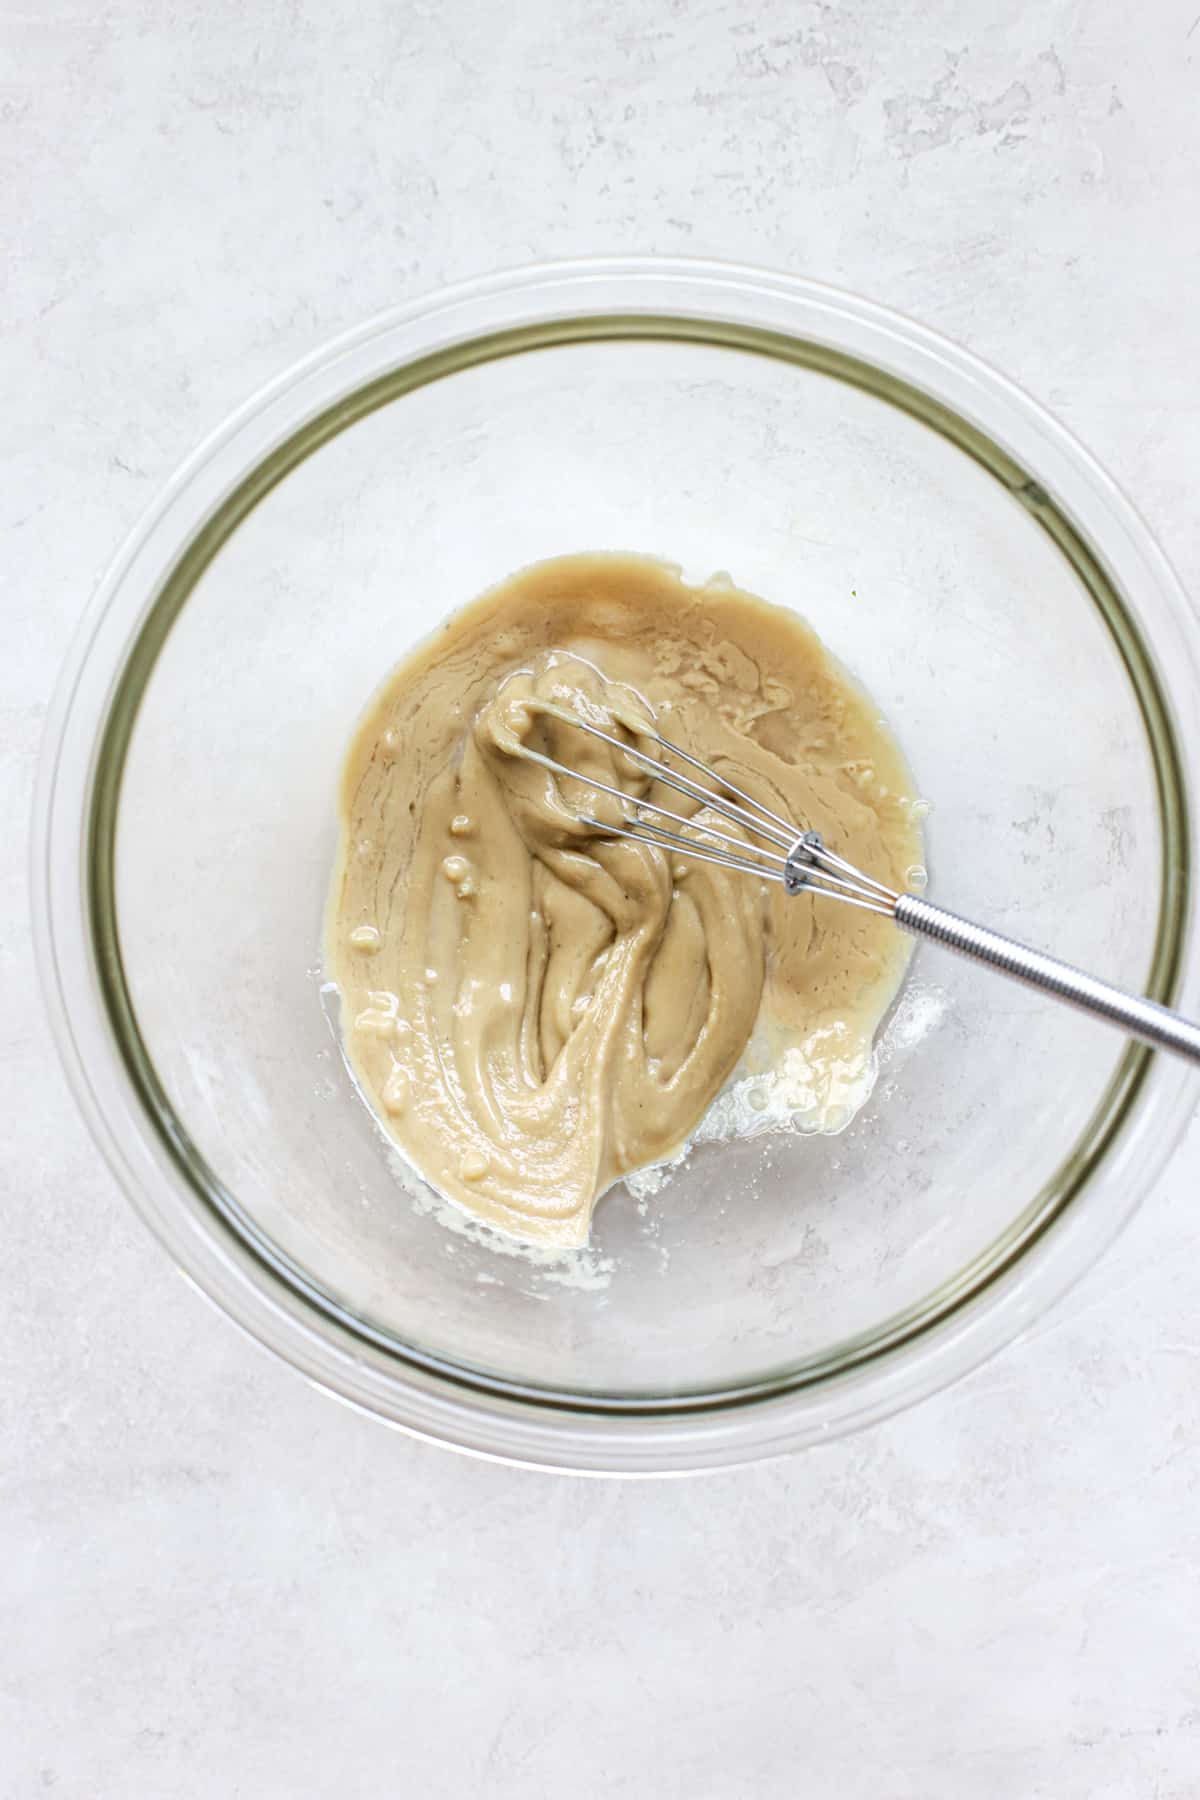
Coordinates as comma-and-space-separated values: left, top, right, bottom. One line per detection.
517, 711, 1200, 1068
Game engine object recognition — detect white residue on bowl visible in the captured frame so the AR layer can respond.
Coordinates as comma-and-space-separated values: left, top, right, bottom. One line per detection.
385, 1145, 615, 1291
624, 1022, 878, 1203
879, 981, 949, 1055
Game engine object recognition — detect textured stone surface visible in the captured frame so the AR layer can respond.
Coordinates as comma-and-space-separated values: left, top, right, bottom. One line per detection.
5, 1, 1200, 1793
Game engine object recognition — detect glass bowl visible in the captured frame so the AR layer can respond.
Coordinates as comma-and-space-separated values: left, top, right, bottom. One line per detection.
34, 260, 1200, 1474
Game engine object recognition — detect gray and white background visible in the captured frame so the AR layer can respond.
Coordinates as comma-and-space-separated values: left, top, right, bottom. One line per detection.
6, 2, 1200, 1793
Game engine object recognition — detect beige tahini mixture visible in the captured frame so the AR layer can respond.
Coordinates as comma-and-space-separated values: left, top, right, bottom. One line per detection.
327, 554, 921, 1247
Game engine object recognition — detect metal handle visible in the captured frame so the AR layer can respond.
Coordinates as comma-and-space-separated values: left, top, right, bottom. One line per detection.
894, 893, 1200, 1067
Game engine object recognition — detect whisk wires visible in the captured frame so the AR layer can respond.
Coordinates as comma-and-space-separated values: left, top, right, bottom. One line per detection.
514, 706, 901, 919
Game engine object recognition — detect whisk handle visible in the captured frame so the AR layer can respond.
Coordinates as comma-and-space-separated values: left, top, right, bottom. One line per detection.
894, 893, 1200, 1067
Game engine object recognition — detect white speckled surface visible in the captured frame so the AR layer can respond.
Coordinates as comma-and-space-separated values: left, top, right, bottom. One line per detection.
6, 2, 1200, 1793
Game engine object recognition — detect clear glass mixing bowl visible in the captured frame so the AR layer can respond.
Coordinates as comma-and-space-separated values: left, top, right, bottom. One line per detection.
34, 261, 1200, 1473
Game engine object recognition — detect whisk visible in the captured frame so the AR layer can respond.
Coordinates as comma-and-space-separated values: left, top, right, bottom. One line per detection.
519, 711, 1200, 1068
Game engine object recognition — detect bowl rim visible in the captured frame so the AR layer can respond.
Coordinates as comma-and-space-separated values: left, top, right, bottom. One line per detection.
32, 256, 1200, 1473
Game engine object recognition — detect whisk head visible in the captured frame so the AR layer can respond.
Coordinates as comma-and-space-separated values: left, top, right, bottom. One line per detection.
509, 703, 902, 919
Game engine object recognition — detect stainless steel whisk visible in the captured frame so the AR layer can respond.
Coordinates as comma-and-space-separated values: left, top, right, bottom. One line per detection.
520, 711, 1200, 1068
